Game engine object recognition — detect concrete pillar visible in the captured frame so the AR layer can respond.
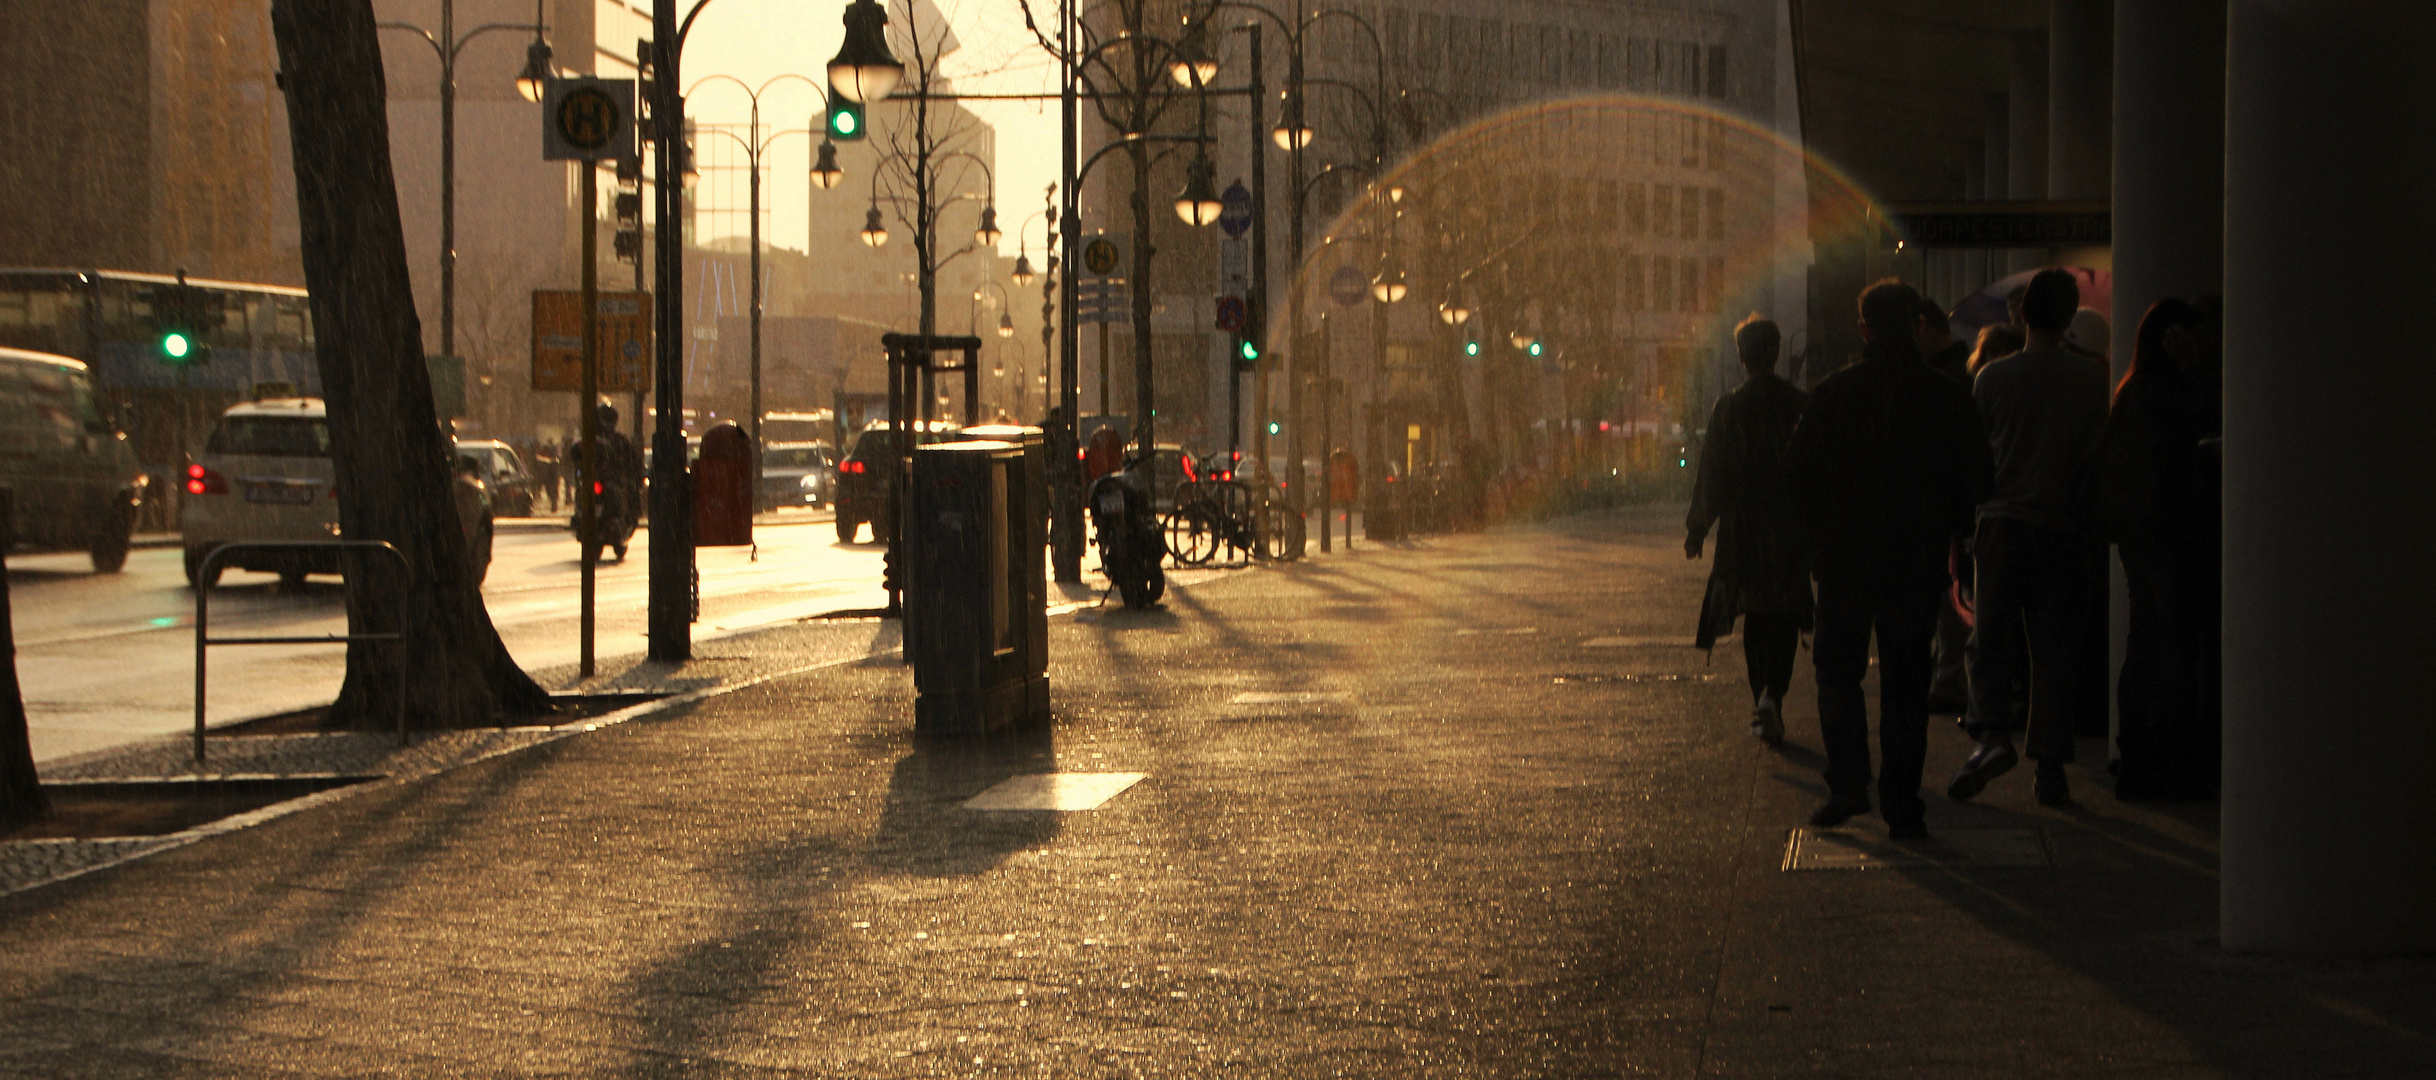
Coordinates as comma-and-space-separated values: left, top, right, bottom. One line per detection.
1984, 95, 2009, 288
2049, 0, 2112, 200
2108, 0, 2221, 795
2222, 0, 2436, 956
2008, 32, 2049, 200
2008, 32, 2050, 273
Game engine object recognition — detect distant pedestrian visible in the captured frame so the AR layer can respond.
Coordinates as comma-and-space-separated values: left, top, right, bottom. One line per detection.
533, 440, 562, 513
1686, 314, 1811, 746
2094, 297, 2222, 800
1950, 268, 2112, 808
2062, 306, 2117, 739
1918, 296, 1976, 715
1916, 295, 1973, 389
1787, 279, 1992, 838
1969, 324, 2026, 377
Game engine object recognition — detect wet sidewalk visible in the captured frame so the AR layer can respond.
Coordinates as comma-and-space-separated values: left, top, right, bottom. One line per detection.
0, 507, 2427, 1077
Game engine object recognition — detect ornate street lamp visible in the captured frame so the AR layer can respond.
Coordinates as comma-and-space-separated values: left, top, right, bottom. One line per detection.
1272, 92, 1316, 150
1371, 255, 1407, 303
810, 139, 844, 189
1510, 331, 1537, 350
1011, 253, 1037, 286
1168, 20, 1220, 87
515, 37, 554, 102
827, 0, 904, 104
975, 205, 1003, 246
997, 311, 1016, 338
1438, 293, 1472, 325
1174, 154, 1224, 226
860, 205, 889, 247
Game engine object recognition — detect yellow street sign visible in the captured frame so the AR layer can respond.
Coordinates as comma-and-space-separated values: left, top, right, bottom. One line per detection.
531, 290, 651, 392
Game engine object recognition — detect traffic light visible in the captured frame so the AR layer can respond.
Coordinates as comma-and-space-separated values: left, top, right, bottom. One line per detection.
1234, 337, 1259, 372
144, 277, 221, 366
614, 229, 642, 262
1527, 341, 1545, 358
1463, 341, 1480, 357
827, 94, 867, 141
1266, 420, 1282, 436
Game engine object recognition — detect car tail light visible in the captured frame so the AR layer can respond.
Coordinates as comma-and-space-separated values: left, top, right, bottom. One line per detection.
1215, 469, 1234, 481
184, 463, 228, 495
593, 481, 604, 495
843, 460, 865, 474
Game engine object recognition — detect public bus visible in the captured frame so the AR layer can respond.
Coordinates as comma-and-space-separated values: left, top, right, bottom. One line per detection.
0, 269, 319, 526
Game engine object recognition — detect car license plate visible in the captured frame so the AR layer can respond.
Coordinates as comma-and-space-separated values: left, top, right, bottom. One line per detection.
245, 482, 316, 505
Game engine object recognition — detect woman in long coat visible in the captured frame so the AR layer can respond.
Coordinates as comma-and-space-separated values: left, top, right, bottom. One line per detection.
1688, 316, 1812, 744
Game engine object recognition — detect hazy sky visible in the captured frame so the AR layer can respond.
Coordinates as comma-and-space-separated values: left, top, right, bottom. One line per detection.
668, 0, 1064, 258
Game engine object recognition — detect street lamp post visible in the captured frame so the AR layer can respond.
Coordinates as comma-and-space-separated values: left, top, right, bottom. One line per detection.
377, 0, 549, 374
686, 72, 840, 507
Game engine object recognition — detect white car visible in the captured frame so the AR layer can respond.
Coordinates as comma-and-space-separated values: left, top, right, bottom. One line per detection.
180, 397, 492, 587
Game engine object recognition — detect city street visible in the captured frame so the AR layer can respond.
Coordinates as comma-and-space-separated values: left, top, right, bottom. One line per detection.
1, 510, 2420, 1076
9, 511, 885, 765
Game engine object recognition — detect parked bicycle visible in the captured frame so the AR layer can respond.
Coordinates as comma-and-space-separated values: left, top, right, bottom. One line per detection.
1163, 471, 1303, 567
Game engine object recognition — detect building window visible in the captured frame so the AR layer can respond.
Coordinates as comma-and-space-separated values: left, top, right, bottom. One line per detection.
1623, 255, 1647, 312
1679, 257, 1701, 312
1707, 45, 1731, 98
1707, 188, 1726, 240
1569, 30, 1593, 87
1651, 185, 1675, 237
1705, 256, 1726, 310
1680, 42, 1702, 97
1625, 37, 1649, 92
1682, 114, 1703, 168
1417, 13, 1442, 76
1681, 188, 1700, 241
1624, 181, 1647, 235
1541, 26, 1564, 85
1597, 34, 1621, 89
1511, 23, 1536, 83
1600, 179, 1621, 232
1651, 257, 1674, 312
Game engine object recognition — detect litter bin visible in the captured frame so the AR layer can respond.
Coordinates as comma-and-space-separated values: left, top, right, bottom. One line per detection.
907, 433, 1050, 735
693, 422, 753, 547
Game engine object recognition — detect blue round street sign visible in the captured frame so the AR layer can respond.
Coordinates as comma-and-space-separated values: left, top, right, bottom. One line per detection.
1218, 180, 1253, 237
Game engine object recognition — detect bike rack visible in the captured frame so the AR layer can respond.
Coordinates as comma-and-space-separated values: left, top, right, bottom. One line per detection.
193, 540, 411, 766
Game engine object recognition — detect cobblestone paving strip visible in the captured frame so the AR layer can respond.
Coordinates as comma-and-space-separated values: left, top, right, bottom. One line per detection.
2, 563, 1243, 904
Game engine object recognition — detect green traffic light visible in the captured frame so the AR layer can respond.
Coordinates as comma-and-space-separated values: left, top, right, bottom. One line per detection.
161, 332, 192, 360
1238, 340, 1259, 362
827, 98, 867, 141
1463, 341, 1480, 357
1527, 342, 1544, 358
1266, 421, 1282, 435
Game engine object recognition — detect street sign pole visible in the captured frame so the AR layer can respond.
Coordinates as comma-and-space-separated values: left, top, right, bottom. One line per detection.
578, 169, 598, 678
542, 74, 633, 678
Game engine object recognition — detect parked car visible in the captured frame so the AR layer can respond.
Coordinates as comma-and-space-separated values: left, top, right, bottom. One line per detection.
832, 419, 962, 544
454, 438, 537, 516
759, 440, 837, 510
181, 397, 492, 587
0, 347, 146, 572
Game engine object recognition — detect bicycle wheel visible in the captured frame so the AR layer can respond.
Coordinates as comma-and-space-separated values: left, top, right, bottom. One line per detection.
1259, 499, 1305, 561
1164, 501, 1220, 566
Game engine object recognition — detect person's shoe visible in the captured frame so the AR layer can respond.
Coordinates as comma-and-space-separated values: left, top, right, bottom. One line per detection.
1808, 794, 1872, 828
1885, 816, 1931, 841
1750, 692, 1785, 747
2034, 761, 2071, 806
1946, 739, 2019, 803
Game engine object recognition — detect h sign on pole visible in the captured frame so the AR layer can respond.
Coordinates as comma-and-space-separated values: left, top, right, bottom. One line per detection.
543, 78, 636, 162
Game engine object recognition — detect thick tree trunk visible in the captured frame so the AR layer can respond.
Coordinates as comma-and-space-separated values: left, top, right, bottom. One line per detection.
0, 540, 46, 828
270, 0, 551, 727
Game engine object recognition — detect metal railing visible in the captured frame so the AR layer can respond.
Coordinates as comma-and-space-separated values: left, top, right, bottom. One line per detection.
193, 541, 411, 765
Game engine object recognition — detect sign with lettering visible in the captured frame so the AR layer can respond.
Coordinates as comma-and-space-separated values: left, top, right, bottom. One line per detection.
532, 290, 652, 392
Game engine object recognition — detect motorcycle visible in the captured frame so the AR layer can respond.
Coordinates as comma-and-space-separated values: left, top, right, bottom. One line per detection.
572, 478, 638, 564
1088, 461, 1166, 608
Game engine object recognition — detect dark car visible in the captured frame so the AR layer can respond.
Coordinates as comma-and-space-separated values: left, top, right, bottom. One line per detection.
833, 420, 961, 543
454, 439, 536, 516
759, 440, 837, 511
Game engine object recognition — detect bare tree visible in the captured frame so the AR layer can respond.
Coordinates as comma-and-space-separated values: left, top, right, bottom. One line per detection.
270, 0, 551, 728
870, 0, 995, 348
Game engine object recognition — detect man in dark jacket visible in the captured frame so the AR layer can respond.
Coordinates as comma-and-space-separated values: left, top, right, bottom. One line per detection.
1786, 280, 1993, 838
1687, 314, 1810, 746
1950, 269, 2113, 807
